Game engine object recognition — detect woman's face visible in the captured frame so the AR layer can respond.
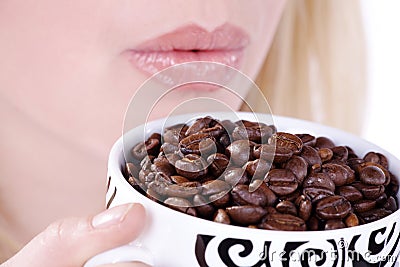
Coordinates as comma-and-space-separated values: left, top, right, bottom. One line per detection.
0, 0, 286, 153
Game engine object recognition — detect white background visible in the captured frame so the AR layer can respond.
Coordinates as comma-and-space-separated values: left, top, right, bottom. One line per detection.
361, 0, 400, 157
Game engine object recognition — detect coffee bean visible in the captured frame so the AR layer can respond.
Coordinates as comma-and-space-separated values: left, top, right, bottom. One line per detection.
331, 146, 349, 162
175, 154, 208, 180
206, 192, 229, 209
315, 196, 351, 220
300, 145, 322, 167
244, 159, 271, 180
353, 182, 385, 200
296, 133, 316, 147
353, 199, 376, 213
223, 167, 249, 186
226, 140, 253, 167
322, 163, 355, 186
358, 208, 392, 223
272, 132, 303, 154
359, 165, 386, 185
202, 180, 231, 195
325, 220, 346, 230
259, 213, 306, 231
364, 152, 389, 169
315, 136, 335, 149
336, 185, 363, 202
193, 194, 215, 218
303, 173, 336, 192
185, 116, 214, 136
231, 184, 268, 206
295, 195, 312, 221
276, 200, 297, 216
284, 156, 308, 184
207, 153, 229, 177
226, 205, 267, 225
383, 196, 398, 212
318, 148, 334, 163
131, 135, 161, 160
265, 169, 298, 196
344, 213, 359, 227
127, 116, 399, 231
213, 209, 231, 224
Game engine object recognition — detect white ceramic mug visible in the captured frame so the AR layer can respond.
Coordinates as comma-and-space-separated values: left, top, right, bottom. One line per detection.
85, 112, 400, 267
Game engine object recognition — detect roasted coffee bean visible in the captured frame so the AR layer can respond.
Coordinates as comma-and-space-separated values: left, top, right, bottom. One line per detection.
265, 169, 298, 196
272, 132, 303, 154
152, 156, 175, 177
164, 184, 200, 198
358, 208, 392, 223
322, 163, 355, 186
331, 146, 348, 162
163, 124, 186, 144
383, 196, 398, 212
364, 152, 389, 169
359, 165, 386, 186
185, 116, 213, 136
318, 148, 334, 163
284, 156, 308, 184
295, 195, 312, 221
303, 173, 336, 193
315, 136, 335, 149
387, 173, 399, 196
202, 180, 231, 195
325, 220, 346, 230
213, 209, 231, 224
296, 133, 316, 147
344, 213, 359, 227
252, 181, 277, 206
179, 133, 217, 156
226, 205, 267, 225
375, 193, 388, 207
175, 154, 208, 180
232, 125, 274, 143
131, 135, 161, 160
231, 184, 268, 206
193, 194, 215, 218
207, 153, 229, 177
307, 216, 320, 231
353, 199, 376, 213
244, 159, 270, 179
170, 175, 190, 184
315, 196, 351, 220
303, 187, 335, 203
226, 140, 253, 166
209, 190, 231, 208
300, 146, 322, 167
223, 167, 249, 186
276, 200, 297, 216
353, 182, 385, 200
127, 116, 399, 231
336, 185, 363, 202
259, 213, 306, 231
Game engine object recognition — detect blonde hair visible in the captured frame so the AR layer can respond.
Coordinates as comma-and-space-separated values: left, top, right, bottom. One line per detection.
247, 0, 366, 134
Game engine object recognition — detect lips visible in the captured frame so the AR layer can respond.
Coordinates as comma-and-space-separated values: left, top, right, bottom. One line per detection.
125, 24, 250, 75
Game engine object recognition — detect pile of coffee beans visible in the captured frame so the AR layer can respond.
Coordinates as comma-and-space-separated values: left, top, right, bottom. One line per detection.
124, 116, 399, 231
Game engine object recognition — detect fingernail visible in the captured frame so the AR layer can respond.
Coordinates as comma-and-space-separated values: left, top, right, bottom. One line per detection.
92, 203, 134, 228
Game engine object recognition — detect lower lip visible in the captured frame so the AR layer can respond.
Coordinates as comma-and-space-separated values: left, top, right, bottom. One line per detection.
125, 49, 244, 76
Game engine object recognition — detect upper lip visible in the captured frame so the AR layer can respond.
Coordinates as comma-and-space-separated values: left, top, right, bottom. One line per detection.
131, 23, 250, 52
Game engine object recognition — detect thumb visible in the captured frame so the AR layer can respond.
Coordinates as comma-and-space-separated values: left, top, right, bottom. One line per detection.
2, 203, 146, 267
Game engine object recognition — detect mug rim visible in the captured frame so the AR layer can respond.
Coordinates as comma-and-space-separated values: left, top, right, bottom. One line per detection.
109, 112, 400, 237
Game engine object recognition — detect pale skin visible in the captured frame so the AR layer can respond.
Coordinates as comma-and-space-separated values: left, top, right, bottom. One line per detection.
0, 1, 286, 265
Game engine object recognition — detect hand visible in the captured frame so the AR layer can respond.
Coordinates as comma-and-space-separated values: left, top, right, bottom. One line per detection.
1, 203, 151, 267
